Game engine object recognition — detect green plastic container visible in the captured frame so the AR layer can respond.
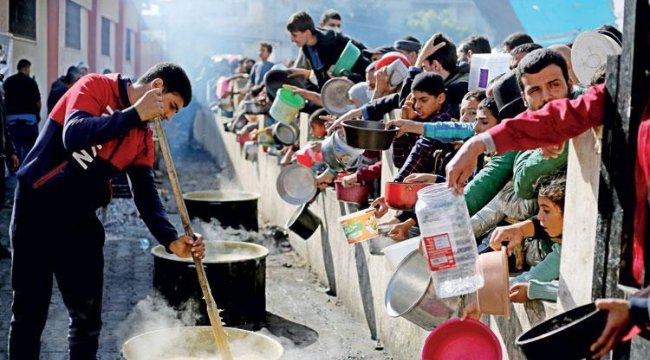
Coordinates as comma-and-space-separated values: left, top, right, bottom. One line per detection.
332, 40, 361, 76
269, 88, 305, 124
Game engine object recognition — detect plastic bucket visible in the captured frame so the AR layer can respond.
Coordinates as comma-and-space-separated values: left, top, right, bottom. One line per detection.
338, 209, 379, 244
332, 40, 361, 76
383, 237, 420, 271
269, 88, 305, 124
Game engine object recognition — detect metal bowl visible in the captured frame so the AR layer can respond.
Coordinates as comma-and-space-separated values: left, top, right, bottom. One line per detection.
263, 69, 306, 99
321, 78, 355, 116
385, 250, 459, 330
276, 164, 317, 205
342, 120, 398, 151
272, 122, 299, 146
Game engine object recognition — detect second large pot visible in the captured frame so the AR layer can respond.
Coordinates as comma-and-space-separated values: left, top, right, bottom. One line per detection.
152, 241, 269, 328
183, 191, 260, 231
385, 249, 459, 330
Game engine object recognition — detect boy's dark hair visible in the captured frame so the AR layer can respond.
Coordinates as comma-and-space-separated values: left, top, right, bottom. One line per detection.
17, 59, 31, 71
287, 11, 315, 33
309, 108, 328, 126
515, 48, 569, 91
477, 97, 499, 122
502, 32, 534, 52
425, 34, 457, 73
510, 43, 543, 57
259, 42, 273, 54
411, 72, 445, 96
320, 9, 341, 24
64, 66, 80, 84
459, 35, 492, 55
462, 89, 486, 103
137, 62, 192, 108
536, 172, 567, 211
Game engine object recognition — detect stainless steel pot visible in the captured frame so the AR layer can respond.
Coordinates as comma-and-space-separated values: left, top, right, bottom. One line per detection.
122, 326, 283, 359
243, 99, 270, 115
272, 122, 299, 146
385, 250, 460, 330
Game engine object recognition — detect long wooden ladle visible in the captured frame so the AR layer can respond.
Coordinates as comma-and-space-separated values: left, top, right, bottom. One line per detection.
153, 118, 233, 360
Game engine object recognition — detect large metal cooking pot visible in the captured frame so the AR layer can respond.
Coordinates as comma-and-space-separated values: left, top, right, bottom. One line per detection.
152, 241, 269, 327
321, 132, 364, 171
342, 120, 398, 151
286, 203, 322, 240
384, 182, 435, 210
385, 250, 460, 330
515, 302, 608, 360
122, 326, 283, 359
183, 191, 260, 231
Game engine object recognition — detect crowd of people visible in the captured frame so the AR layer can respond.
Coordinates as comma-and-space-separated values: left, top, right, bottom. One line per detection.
218, 8, 649, 359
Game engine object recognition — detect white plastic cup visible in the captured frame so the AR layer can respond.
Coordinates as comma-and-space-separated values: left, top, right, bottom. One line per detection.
383, 236, 421, 271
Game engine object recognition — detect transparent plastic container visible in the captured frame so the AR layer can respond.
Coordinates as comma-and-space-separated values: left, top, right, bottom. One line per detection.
415, 183, 483, 298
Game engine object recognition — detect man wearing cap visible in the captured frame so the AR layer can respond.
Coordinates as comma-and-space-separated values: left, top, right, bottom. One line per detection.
394, 36, 421, 66
362, 46, 395, 62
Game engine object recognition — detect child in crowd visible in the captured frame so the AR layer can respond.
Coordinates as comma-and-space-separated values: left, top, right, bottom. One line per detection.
489, 173, 566, 302
459, 90, 486, 123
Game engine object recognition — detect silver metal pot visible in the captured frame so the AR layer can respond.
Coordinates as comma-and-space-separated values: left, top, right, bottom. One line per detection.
385, 250, 460, 330
368, 226, 397, 255
272, 122, 299, 146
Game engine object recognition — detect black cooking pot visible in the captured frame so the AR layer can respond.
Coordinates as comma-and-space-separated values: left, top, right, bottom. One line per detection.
515, 302, 608, 360
286, 203, 321, 240
263, 69, 306, 100
152, 241, 268, 328
341, 120, 398, 151
183, 191, 260, 231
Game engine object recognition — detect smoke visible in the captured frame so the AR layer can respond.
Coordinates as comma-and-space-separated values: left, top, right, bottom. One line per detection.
192, 218, 280, 255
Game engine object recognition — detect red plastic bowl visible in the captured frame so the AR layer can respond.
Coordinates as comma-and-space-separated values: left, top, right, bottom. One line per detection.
421, 319, 502, 360
384, 182, 434, 210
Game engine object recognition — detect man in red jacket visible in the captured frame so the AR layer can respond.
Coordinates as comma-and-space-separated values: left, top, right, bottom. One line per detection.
445, 80, 650, 358
8, 62, 205, 359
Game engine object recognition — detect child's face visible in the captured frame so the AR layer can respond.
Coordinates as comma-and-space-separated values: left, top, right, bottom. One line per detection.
459, 97, 480, 122
310, 123, 327, 139
412, 90, 445, 119
473, 108, 498, 134
537, 196, 563, 238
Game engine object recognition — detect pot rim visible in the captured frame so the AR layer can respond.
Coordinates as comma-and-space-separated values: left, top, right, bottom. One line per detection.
151, 241, 269, 263
515, 302, 603, 345
182, 190, 261, 202
342, 120, 399, 133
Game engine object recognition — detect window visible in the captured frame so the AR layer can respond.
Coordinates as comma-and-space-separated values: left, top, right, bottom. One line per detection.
101, 17, 110, 56
65, 0, 81, 50
9, 0, 36, 40
126, 28, 133, 62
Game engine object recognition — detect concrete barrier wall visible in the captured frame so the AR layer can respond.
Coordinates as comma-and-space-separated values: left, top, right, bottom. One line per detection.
195, 110, 580, 359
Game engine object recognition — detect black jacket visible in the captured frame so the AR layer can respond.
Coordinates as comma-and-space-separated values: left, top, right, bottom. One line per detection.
301, 28, 371, 89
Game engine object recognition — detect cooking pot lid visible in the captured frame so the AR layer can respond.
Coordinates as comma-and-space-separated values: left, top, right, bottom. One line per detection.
571, 30, 622, 86
422, 318, 502, 360
273, 123, 298, 145
276, 164, 317, 205
322, 78, 355, 116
